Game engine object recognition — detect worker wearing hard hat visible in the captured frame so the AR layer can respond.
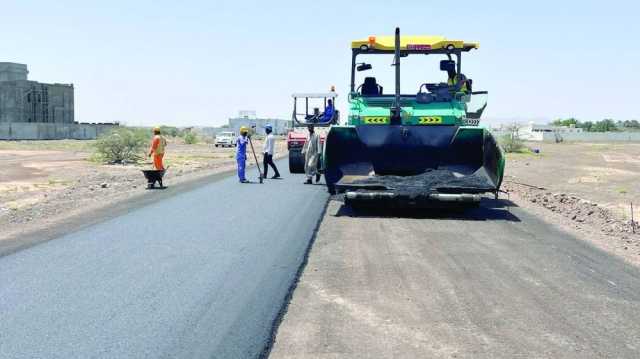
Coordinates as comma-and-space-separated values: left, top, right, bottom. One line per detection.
148, 127, 167, 170
262, 124, 281, 179
302, 124, 322, 184
236, 126, 250, 183
443, 60, 469, 94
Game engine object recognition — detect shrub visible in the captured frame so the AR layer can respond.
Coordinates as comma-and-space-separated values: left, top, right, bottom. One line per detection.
183, 131, 198, 144
93, 127, 148, 163
500, 134, 527, 153
590, 119, 618, 132
499, 123, 527, 153
551, 118, 621, 132
160, 126, 180, 137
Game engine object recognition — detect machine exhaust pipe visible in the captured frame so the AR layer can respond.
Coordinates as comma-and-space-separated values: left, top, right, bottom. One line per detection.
390, 27, 401, 125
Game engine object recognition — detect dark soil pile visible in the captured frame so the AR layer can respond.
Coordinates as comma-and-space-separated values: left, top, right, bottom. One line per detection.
504, 181, 640, 245
350, 169, 494, 194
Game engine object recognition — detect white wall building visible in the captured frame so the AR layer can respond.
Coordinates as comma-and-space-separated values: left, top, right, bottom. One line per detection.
490, 122, 640, 143
228, 111, 291, 135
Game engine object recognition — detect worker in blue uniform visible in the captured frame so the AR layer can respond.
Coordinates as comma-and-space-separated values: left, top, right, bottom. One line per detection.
322, 99, 335, 123
236, 126, 249, 183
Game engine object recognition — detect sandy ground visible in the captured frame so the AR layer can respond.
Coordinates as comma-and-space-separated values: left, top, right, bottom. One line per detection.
0, 138, 286, 245
506, 142, 640, 219
503, 142, 640, 266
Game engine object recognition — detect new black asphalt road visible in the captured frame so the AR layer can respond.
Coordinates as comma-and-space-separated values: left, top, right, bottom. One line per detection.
0, 160, 328, 359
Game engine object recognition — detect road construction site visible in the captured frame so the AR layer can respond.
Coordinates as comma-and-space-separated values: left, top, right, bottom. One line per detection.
1, 145, 640, 358
2, 29, 640, 358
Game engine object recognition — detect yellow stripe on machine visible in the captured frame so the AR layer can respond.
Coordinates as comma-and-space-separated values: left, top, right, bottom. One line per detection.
352, 35, 479, 51
363, 117, 389, 124
418, 116, 442, 124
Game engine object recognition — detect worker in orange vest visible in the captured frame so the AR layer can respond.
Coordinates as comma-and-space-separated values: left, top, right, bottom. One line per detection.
148, 127, 167, 170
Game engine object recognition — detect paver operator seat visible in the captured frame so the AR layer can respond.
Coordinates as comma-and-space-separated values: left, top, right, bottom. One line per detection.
360, 77, 383, 96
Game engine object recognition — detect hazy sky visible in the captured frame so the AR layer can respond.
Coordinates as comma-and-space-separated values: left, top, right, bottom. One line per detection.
1, 0, 638, 126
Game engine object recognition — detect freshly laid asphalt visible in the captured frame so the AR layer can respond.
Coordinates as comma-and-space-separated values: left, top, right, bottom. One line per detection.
0, 160, 328, 359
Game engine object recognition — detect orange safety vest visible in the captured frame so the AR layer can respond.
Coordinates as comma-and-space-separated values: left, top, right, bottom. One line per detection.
151, 135, 167, 155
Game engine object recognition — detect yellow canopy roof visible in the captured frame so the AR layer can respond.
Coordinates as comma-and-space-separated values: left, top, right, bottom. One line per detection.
351, 35, 479, 51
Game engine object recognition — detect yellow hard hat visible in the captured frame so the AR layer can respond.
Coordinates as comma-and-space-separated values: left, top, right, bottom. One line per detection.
240, 126, 249, 134
153, 126, 161, 134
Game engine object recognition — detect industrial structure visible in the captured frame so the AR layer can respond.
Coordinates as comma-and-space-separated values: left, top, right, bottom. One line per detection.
0, 62, 116, 140
0, 63, 74, 124
228, 111, 290, 135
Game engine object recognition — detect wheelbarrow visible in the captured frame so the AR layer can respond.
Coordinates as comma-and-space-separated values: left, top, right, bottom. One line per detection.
142, 168, 167, 189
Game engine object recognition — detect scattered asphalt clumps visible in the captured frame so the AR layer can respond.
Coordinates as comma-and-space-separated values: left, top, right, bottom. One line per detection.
350, 169, 494, 194
505, 182, 639, 248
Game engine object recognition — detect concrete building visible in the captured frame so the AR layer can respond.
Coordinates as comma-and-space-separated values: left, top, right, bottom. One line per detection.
490, 121, 640, 143
0, 62, 118, 140
0, 62, 28, 81
228, 111, 291, 135
0, 62, 74, 124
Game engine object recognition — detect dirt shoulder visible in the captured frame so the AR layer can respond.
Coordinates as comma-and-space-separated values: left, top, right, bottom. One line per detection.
503, 142, 640, 267
0, 138, 287, 254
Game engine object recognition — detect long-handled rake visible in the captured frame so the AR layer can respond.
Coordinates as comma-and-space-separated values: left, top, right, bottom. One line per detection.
248, 136, 264, 184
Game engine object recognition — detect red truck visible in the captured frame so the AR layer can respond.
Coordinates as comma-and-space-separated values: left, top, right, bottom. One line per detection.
287, 92, 338, 173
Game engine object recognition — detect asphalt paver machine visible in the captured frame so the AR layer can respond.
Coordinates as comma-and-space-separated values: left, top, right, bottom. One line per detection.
323, 28, 504, 207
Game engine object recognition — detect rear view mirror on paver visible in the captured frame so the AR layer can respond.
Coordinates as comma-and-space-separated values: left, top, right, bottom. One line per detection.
357, 63, 372, 72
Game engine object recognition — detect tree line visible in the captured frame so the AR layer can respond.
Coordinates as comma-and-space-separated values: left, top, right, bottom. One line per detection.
551, 118, 640, 132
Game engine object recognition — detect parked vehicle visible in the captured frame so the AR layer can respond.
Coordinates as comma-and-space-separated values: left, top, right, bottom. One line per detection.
288, 92, 338, 173
215, 132, 237, 147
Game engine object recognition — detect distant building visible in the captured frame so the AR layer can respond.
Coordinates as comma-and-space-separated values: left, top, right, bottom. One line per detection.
487, 121, 629, 143
238, 110, 256, 119
0, 62, 118, 140
525, 123, 583, 135
228, 111, 291, 135
0, 62, 74, 124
